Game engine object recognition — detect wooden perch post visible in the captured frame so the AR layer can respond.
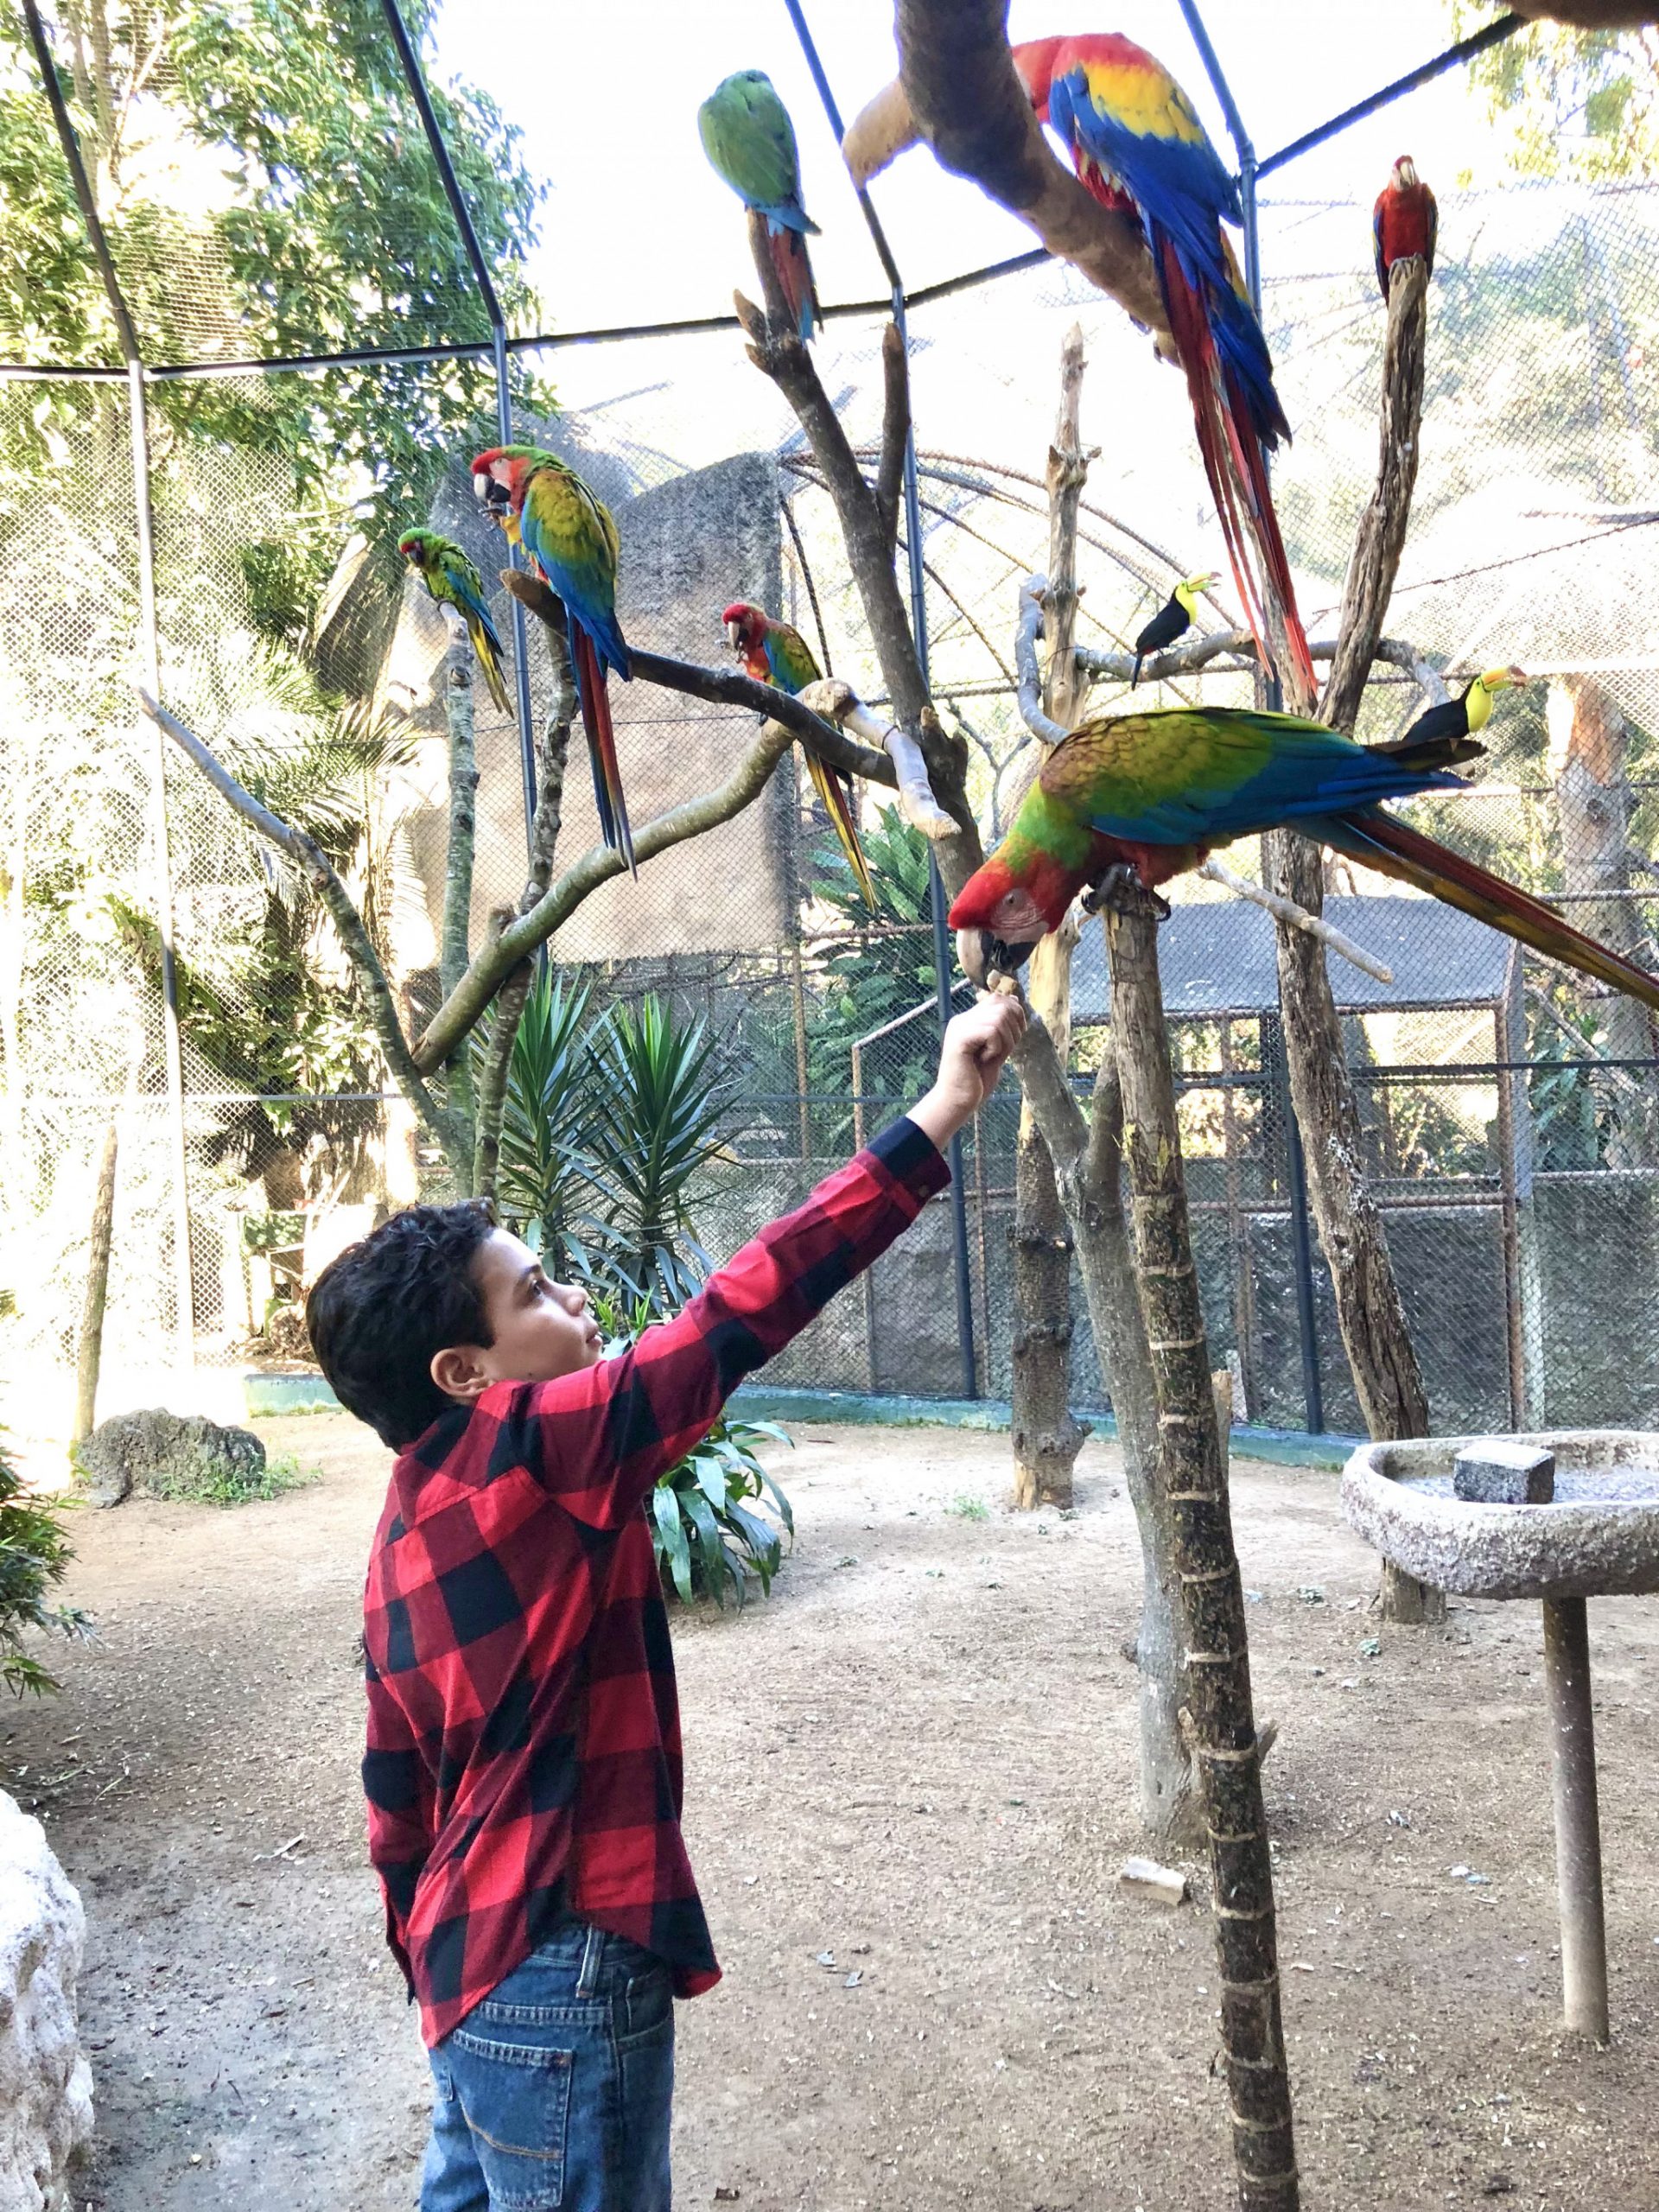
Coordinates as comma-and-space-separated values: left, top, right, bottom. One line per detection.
1012, 326, 1092, 1513
441, 627, 480, 1143
1104, 884, 1298, 2212
71, 1121, 118, 1446
1265, 238, 1442, 1624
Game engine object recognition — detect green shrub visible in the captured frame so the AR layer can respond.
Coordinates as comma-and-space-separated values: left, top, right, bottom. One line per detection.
139, 1448, 317, 1508
593, 1294, 793, 1607
0, 1436, 91, 1698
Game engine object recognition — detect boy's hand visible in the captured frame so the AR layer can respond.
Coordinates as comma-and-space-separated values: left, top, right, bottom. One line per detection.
909, 992, 1028, 1152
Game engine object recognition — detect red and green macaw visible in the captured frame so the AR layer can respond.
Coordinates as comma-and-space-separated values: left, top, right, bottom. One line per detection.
697, 70, 821, 343
397, 529, 511, 715
723, 601, 876, 906
1374, 155, 1438, 299
473, 446, 635, 874
1012, 34, 1316, 700
948, 702, 1659, 1013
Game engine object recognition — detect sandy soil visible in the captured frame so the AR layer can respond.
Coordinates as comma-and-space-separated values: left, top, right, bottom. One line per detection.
5, 1413, 1658, 2212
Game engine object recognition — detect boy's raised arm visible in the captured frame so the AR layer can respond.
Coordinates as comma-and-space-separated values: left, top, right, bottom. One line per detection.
498, 994, 1026, 1529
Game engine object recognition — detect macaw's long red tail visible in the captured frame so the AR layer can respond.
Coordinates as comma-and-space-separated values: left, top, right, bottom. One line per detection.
572, 625, 636, 878
1319, 809, 1659, 1011
768, 225, 819, 345
804, 752, 877, 908
1156, 240, 1318, 705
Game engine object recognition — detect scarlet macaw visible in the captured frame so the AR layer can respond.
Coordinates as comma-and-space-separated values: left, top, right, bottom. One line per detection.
722, 601, 877, 906
1011, 34, 1316, 700
397, 529, 511, 715
947, 702, 1659, 1013
1130, 570, 1217, 688
698, 70, 821, 343
473, 447, 635, 874
1374, 156, 1438, 300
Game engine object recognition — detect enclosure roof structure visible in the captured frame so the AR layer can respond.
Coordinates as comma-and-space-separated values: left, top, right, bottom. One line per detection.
1071, 895, 1518, 1025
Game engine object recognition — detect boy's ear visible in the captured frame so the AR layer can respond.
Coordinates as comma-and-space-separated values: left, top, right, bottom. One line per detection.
430, 1344, 493, 1403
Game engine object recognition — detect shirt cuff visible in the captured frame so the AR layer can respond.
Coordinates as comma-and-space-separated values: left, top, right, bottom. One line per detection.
866, 1115, 952, 1199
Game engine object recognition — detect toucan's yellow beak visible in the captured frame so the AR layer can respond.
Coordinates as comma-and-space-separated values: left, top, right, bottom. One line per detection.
1481, 664, 1529, 692
1183, 571, 1220, 595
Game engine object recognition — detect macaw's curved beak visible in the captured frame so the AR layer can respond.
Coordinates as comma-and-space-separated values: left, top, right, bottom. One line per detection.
471, 469, 490, 501
957, 926, 1033, 991
725, 620, 743, 653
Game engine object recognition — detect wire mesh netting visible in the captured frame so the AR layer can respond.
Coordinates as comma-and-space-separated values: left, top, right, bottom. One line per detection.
4, 174, 1659, 1442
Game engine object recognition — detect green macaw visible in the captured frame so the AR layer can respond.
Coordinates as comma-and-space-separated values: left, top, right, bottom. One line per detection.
948, 701, 1659, 1012
397, 529, 510, 714
697, 70, 821, 342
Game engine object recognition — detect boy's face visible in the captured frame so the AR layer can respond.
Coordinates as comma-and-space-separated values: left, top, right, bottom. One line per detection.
428, 1229, 604, 1407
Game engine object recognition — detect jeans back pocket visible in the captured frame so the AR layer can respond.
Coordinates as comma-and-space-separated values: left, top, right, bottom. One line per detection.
448, 2029, 573, 2211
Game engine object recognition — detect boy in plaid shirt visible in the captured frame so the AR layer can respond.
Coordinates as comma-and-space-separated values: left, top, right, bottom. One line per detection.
306, 994, 1024, 2212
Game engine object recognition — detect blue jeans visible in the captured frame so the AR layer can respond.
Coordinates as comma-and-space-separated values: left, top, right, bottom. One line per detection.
420, 1923, 674, 2211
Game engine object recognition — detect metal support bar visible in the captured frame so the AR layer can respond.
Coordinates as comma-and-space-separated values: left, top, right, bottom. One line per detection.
378, 0, 537, 856
784, 0, 978, 1395
1255, 14, 1525, 182
22, 0, 196, 1364
1541, 1594, 1610, 2044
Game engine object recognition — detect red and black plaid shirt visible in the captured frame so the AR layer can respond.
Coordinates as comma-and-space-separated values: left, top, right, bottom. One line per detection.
361, 1117, 950, 2046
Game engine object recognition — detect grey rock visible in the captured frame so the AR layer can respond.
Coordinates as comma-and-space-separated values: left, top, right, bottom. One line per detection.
73, 1408, 265, 1508
1341, 1431, 1659, 1600
1454, 1441, 1556, 1505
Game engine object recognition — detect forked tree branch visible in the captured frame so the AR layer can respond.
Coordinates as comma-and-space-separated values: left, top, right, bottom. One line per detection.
875, 321, 909, 552
878, 0, 1171, 345
138, 691, 468, 1175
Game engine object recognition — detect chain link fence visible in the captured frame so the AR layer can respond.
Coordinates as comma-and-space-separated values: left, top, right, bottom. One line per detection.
4, 168, 1658, 1444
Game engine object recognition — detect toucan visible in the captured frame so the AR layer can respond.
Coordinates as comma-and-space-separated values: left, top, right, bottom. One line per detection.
1131, 573, 1218, 687
1401, 665, 1529, 747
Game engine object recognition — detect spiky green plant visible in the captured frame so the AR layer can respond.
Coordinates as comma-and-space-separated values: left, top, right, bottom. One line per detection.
0, 1434, 90, 1698
495, 971, 609, 1275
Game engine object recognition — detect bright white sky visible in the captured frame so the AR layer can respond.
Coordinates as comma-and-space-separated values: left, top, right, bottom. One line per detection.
431, 0, 1511, 334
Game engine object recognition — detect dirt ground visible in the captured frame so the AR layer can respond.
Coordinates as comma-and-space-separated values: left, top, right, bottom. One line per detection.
6, 1414, 1658, 2212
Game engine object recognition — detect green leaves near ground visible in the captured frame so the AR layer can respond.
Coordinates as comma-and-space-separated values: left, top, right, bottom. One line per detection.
0, 1434, 90, 1698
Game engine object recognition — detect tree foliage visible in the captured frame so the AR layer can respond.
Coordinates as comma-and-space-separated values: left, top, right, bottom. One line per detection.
1452, 8, 1659, 179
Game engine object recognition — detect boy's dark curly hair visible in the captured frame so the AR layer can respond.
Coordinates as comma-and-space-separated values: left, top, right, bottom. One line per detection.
306, 1201, 498, 1450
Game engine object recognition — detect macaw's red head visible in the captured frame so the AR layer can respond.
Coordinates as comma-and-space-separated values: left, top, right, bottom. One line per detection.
471, 447, 535, 520
1009, 36, 1065, 123
1390, 156, 1419, 191
722, 601, 767, 657
948, 855, 1053, 944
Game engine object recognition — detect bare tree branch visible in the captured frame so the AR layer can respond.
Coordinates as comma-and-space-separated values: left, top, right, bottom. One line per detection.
499, 569, 893, 788
440, 633, 478, 1004
1322, 257, 1430, 735
138, 691, 468, 1177
875, 321, 909, 552
414, 721, 795, 1074
1197, 856, 1394, 984
1014, 575, 1069, 746
883, 1, 1171, 344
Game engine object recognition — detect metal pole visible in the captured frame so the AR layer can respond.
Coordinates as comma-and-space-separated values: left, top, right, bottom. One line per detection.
378, 0, 537, 855
1541, 1595, 1610, 2044
22, 0, 196, 1365
783, 0, 978, 1396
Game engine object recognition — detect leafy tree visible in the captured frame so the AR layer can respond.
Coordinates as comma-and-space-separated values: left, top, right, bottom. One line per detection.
0, 0, 546, 635
1451, 8, 1659, 180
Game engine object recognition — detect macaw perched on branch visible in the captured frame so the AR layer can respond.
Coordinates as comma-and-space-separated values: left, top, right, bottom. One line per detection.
1130, 570, 1217, 687
722, 601, 877, 906
948, 702, 1659, 1012
397, 529, 511, 715
698, 70, 822, 343
1011, 34, 1316, 701
1374, 156, 1438, 300
473, 446, 635, 874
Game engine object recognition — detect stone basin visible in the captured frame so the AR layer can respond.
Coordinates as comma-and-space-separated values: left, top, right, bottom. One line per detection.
1340, 1429, 1659, 1602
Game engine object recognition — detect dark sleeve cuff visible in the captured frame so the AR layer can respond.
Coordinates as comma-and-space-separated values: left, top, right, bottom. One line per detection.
866, 1115, 952, 1198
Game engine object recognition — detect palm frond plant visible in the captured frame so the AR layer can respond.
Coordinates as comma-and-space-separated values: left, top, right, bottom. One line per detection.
590, 1291, 793, 1607
494, 970, 616, 1279
585, 995, 733, 1311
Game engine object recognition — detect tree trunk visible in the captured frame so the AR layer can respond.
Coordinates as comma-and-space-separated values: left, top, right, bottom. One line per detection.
1268, 245, 1441, 1624
1013, 325, 1090, 1510
441, 633, 480, 1166
1548, 675, 1659, 1165
71, 1122, 118, 1446
1105, 888, 1299, 2212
